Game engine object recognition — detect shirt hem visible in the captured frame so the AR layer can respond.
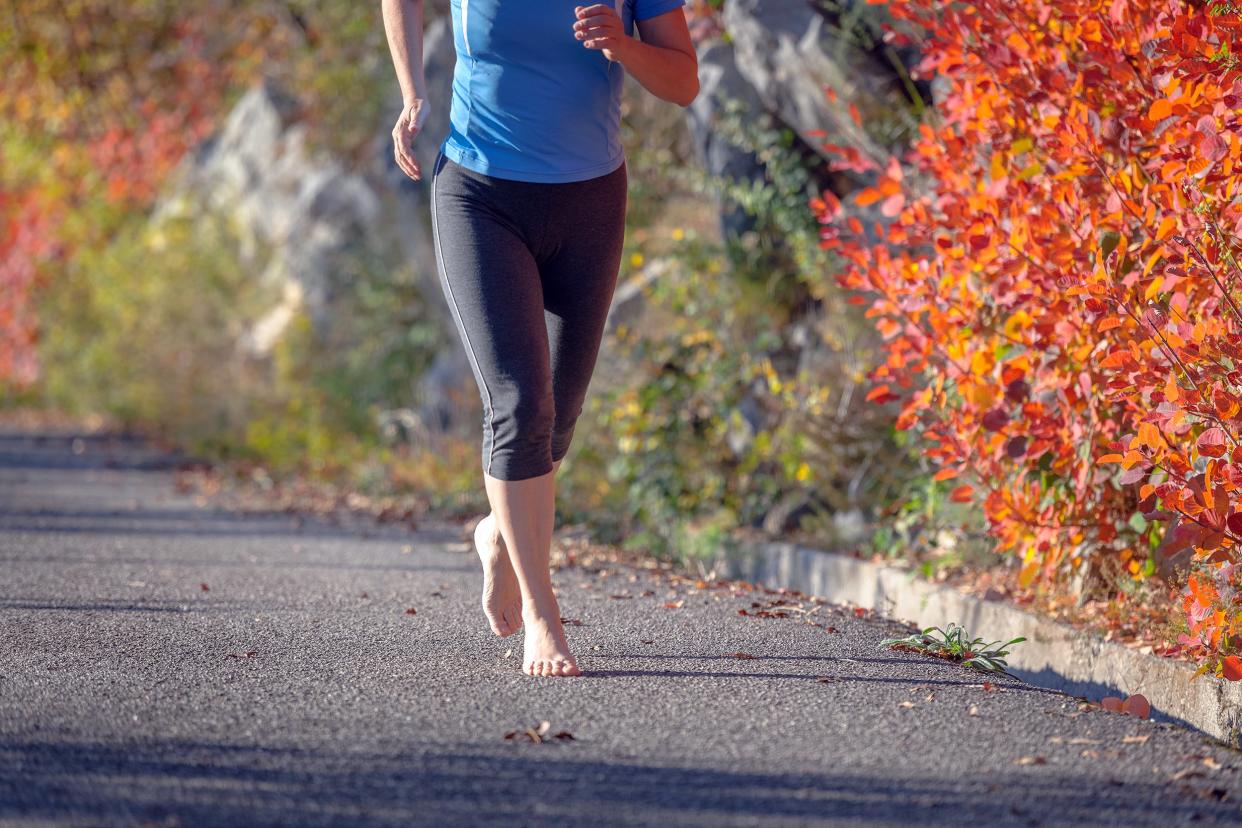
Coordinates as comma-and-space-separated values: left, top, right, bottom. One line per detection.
441, 141, 626, 183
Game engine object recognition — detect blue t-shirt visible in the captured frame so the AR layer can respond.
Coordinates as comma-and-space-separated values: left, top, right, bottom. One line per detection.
440, 0, 686, 183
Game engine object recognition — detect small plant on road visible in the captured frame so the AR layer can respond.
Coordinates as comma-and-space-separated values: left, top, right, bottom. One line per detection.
880, 623, 1025, 673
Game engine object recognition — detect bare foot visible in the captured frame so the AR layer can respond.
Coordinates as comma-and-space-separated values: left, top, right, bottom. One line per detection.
474, 513, 521, 637
521, 598, 581, 677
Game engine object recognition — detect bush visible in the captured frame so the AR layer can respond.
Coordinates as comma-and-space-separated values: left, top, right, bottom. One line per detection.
818, 0, 1242, 675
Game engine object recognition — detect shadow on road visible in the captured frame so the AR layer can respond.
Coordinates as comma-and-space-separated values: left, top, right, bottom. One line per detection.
0, 738, 1228, 827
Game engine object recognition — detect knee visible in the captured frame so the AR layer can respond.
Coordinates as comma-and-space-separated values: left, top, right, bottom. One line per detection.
486, 387, 555, 480
550, 403, 583, 463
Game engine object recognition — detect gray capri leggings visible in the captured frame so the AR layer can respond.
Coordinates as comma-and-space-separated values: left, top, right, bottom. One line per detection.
429, 149, 628, 482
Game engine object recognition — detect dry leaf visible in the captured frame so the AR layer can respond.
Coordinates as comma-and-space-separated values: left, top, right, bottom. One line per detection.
898, 701, 916, 709
969, 705, 980, 716
664, 600, 685, 609
405, 608, 417, 615
200, 583, 210, 592
1122, 694, 1151, 719
1204, 757, 1223, 770
1015, 756, 1047, 766
1122, 734, 1149, 744
640, 639, 654, 644
728, 652, 757, 660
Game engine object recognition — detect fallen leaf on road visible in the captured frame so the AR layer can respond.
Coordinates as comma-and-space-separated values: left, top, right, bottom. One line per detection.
968, 705, 980, 716
1081, 749, 1100, 759
503, 649, 513, 658
898, 701, 916, 709
664, 600, 685, 609
1101, 696, 1124, 712
1172, 768, 1207, 781
641, 590, 655, 597
430, 591, 445, 598
608, 593, 633, 600
1122, 735, 1149, 744
1204, 757, 1223, 770
200, 583, 210, 592
738, 609, 749, 616
1015, 756, 1047, 766
640, 639, 654, 644
405, 608, 417, 615
728, 652, 757, 660
503, 721, 575, 744
1122, 694, 1151, 720
853, 607, 867, 618
982, 682, 998, 692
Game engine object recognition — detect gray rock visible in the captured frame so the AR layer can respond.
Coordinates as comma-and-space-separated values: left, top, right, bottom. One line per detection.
154, 79, 387, 348
722, 0, 894, 178
685, 37, 768, 239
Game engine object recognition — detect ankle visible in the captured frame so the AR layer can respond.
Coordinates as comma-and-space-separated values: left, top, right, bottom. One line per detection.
521, 595, 559, 619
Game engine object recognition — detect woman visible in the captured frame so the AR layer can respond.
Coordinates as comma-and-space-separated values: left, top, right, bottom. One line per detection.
382, 0, 699, 677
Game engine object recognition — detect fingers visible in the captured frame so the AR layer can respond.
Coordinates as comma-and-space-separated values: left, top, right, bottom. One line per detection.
392, 132, 421, 181
392, 102, 424, 181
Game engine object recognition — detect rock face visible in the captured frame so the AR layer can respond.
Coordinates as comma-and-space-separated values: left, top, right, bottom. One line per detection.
685, 37, 768, 240
154, 79, 389, 351
721, 0, 908, 179
151, 16, 482, 440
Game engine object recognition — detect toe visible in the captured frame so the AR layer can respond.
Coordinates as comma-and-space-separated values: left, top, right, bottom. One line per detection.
499, 608, 518, 637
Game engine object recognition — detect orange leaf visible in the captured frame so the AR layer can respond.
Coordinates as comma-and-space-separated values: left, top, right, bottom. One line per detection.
1148, 98, 1174, 120
950, 484, 974, 503
1223, 656, 1242, 681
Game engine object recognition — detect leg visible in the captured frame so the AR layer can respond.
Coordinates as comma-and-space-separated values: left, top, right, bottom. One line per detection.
431, 154, 580, 676
431, 155, 555, 641
541, 161, 629, 465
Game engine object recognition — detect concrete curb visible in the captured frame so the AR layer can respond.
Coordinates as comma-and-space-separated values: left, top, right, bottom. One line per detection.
714, 540, 1242, 747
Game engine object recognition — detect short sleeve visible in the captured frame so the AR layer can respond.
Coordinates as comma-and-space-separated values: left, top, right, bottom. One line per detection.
633, 0, 686, 22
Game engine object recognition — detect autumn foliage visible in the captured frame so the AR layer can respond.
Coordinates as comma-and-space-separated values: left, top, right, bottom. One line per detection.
814, 1, 1242, 675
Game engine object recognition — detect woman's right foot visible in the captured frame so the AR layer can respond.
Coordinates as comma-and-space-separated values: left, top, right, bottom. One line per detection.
521, 598, 581, 677
474, 513, 522, 637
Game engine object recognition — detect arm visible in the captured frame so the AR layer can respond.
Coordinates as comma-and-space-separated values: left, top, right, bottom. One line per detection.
381, 0, 429, 180
574, 4, 699, 108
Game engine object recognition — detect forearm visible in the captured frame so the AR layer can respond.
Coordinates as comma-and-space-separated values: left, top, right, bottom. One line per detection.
615, 37, 698, 107
381, 0, 427, 105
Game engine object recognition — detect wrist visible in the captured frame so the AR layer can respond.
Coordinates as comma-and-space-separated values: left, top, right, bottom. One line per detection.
612, 37, 639, 65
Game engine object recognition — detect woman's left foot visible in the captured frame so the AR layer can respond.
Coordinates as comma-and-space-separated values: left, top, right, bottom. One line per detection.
521, 598, 581, 677
474, 513, 522, 637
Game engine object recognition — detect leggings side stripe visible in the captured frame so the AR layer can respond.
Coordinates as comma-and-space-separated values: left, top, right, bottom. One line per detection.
431, 162, 496, 476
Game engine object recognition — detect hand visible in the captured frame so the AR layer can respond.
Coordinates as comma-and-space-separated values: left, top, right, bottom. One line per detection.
392, 98, 428, 181
573, 4, 630, 63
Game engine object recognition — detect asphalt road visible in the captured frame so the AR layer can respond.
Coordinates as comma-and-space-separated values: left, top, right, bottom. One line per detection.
2, 428, 1242, 827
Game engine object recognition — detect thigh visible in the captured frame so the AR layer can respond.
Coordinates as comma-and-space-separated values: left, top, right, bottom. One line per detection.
539, 162, 628, 407
430, 155, 552, 432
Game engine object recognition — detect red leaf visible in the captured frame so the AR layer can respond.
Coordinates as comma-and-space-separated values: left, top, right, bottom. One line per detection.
1197, 427, 1227, 458
1223, 656, 1242, 682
